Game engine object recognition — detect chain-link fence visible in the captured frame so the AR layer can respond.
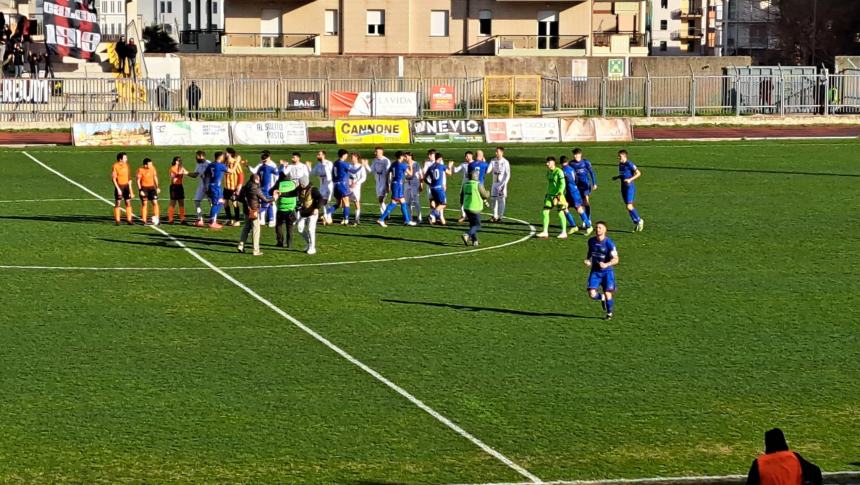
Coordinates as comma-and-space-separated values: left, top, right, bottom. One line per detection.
1, 72, 859, 122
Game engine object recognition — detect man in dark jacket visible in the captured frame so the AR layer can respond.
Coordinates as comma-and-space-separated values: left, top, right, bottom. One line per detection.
187, 81, 202, 120
296, 179, 324, 255
126, 39, 138, 78
116, 36, 126, 74
746, 428, 822, 485
238, 172, 270, 256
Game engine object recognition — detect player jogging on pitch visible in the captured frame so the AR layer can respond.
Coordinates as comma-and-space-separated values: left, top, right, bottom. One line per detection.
584, 221, 619, 320
537, 156, 569, 239
613, 149, 644, 232
571, 148, 597, 220
561, 156, 593, 235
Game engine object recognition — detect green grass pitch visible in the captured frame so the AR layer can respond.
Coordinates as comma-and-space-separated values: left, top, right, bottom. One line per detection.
0, 140, 858, 484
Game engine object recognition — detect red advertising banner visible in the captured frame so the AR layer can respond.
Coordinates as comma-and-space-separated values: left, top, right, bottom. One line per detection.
329, 91, 360, 118
430, 85, 455, 111
43, 0, 102, 60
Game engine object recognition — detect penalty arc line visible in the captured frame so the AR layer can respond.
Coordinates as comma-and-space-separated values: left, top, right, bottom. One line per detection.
20, 151, 543, 484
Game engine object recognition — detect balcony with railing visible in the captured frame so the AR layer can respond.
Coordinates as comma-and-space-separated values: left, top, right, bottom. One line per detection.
672, 28, 704, 40
220, 33, 320, 55
494, 35, 588, 56
674, 7, 704, 19
592, 31, 648, 56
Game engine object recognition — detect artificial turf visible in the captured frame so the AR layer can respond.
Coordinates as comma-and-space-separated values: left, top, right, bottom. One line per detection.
0, 140, 857, 484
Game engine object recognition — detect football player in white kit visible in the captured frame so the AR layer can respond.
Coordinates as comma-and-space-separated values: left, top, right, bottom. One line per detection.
404, 151, 423, 223
371, 147, 391, 214
348, 152, 369, 224
187, 150, 211, 227
311, 150, 334, 225
489, 146, 511, 222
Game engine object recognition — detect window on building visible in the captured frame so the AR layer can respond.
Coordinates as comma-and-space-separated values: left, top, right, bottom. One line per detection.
366, 10, 384, 36
430, 10, 448, 37
660, 41, 667, 51
325, 9, 338, 35
212, 2, 217, 14
660, 20, 667, 30
478, 10, 492, 36
660, 0, 668, 7
159, 2, 164, 13
167, 1, 172, 13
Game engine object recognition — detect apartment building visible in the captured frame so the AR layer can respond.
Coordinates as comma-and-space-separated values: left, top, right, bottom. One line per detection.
201, 0, 648, 57
138, 0, 224, 39
722, 0, 778, 60
649, 0, 707, 56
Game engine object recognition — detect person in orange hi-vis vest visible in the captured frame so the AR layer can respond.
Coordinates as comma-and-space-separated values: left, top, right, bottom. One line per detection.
111, 152, 134, 225
136, 158, 161, 225
746, 428, 822, 485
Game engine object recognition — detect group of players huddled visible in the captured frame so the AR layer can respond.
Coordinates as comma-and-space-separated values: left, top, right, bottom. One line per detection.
110, 145, 643, 319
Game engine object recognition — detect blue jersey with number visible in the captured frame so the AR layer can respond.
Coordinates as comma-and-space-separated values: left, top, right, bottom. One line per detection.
206, 161, 228, 187
426, 163, 447, 189
572, 159, 597, 189
467, 160, 489, 184
332, 159, 354, 184
587, 236, 618, 273
256, 162, 278, 191
389, 161, 409, 185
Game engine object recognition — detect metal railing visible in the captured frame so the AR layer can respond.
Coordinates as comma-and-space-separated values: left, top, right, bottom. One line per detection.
593, 32, 648, 48
495, 35, 588, 51
673, 28, 704, 40
2, 72, 860, 122
676, 7, 704, 18
180, 29, 224, 46
222, 33, 317, 49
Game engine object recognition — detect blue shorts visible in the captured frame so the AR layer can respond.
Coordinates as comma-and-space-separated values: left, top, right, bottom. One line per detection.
565, 189, 583, 208
588, 270, 616, 292
577, 184, 591, 198
430, 187, 447, 205
622, 183, 635, 204
390, 182, 405, 200
208, 185, 223, 203
333, 182, 351, 200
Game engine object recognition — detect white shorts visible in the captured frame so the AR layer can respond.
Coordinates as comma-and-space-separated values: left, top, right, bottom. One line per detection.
492, 183, 506, 198
375, 180, 388, 198
194, 185, 207, 202
349, 183, 364, 203
320, 184, 333, 202
405, 185, 420, 199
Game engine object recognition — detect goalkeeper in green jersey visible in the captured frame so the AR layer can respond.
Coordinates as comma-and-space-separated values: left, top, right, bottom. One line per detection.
537, 156, 570, 239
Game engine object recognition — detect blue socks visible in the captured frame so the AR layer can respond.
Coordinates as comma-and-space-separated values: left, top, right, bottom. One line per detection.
591, 293, 603, 302
629, 208, 641, 223
343, 206, 351, 222
606, 297, 615, 313
579, 209, 591, 228
565, 211, 576, 227
210, 202, 223, 221
380, 202, 398, 221
400, 202, 411, 222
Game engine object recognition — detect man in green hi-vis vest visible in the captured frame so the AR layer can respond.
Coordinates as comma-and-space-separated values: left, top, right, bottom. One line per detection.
272, 172, 299, 249
461, 169, 490, 247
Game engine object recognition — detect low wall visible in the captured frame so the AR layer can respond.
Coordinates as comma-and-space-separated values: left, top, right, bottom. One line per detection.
178, 54, 752, 80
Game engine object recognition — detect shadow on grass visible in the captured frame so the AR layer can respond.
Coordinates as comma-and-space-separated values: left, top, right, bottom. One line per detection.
345, 481, 408, 485
323, 231, 454, 248
0, 214, 116, 224
592, 162, 860, 178
381, 299, 602, 320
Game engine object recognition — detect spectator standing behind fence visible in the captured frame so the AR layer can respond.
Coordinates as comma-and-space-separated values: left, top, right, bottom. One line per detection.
746, 428, 822, 485
12, 42, 23, 78
43, 51, 54, 78
126, 39, 137, 78
156, 80, 170, 110
27, 50, 37, 78
187, 81, 202, 120
116, 36, 126, 74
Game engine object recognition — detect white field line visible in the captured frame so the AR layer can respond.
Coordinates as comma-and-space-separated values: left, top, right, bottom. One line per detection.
451, 471, 860, 485
0, 198, 100, 203
21, 151, 542, 484
0, 199, 536, 271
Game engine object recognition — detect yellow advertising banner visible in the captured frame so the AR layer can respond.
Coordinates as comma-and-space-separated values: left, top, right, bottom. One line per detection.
335, 119, 411, 144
